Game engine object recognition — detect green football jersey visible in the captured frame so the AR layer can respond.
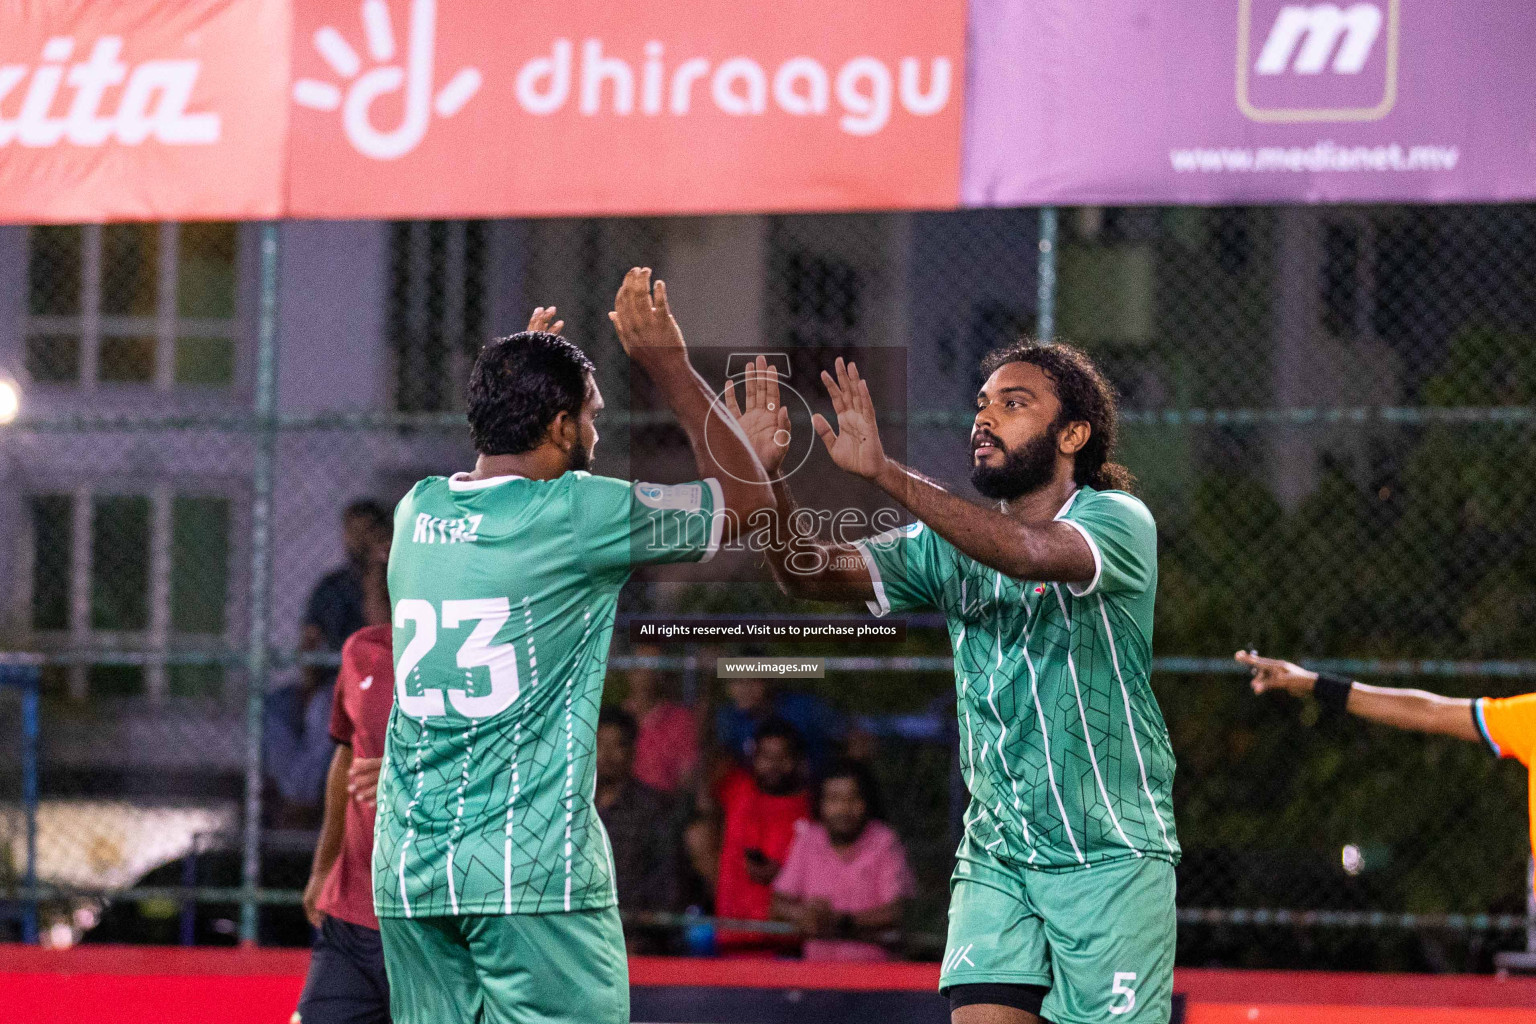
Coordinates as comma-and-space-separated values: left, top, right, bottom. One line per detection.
856, 487, 1179, 871
374, 470, 724, 918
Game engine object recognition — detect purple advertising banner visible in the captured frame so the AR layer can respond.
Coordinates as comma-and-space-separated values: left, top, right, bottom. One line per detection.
962, 0, 1536, 205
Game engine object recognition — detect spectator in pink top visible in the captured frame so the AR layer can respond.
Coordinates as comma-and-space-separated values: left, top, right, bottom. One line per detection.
623, 643, 700, 793
772, 760, 915, 961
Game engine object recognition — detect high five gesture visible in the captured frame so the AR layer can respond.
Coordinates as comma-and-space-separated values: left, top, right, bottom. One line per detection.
811, 357, 889, 481
724, 355, 793, 477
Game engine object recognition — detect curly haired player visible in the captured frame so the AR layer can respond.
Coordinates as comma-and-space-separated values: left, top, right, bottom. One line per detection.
732, 343, 1179, 1024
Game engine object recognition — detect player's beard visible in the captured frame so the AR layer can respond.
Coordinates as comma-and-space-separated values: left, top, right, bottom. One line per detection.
971, 427, 1059, 500
567, 441, 593, 473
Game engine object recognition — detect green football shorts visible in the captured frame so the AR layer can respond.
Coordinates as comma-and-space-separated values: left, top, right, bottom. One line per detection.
940, 834, 1177, 1024
379, 907, 628, 1024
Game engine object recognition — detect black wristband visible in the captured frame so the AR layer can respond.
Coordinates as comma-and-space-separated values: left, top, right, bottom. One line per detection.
834, 914, 856, 939
1313, 673, 1354, 715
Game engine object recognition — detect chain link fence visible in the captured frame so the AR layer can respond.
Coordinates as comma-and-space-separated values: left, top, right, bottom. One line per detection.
0, 205, 1533, 968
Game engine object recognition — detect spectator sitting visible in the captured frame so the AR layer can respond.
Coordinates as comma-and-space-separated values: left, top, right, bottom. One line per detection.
265, 500, 391, 822
714, 717, 812, 955
596, 707, 682, 953
679, 809, 720, 919
715, 676, 843, 776
623, 643, 700, 793
772, 760, 915, 961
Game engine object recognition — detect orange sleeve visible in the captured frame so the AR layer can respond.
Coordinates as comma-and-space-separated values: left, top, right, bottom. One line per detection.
1476, 694, 1536, 766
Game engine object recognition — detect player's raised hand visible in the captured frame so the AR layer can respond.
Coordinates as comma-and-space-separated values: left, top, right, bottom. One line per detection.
723, 355, 792, 476
609, 267, 686, 365
526, 305, 564, 335
1236, 650, 1318, 697
812, 357, 887, 480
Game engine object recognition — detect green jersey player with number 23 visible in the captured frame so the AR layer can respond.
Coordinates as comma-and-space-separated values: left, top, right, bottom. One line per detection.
374, 271, 773, 1024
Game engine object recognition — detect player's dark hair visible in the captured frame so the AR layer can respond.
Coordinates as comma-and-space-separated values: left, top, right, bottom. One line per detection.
979, 340, 1134, 493
753, 716, 805, 757
597, 706, 639, 747
466, 331, 596, 456
815, 759, 885, 822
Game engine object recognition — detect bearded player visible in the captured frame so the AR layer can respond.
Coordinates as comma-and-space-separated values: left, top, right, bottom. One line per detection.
730, 344, 1179, 1023
374, 271, 773, 1024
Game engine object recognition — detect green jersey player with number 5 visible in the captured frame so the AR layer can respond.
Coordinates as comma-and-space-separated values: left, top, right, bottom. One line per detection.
374, 270, 773, 1024
730, 342, 1179, 1024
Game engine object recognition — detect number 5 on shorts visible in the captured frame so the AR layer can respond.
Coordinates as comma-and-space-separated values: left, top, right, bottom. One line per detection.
1109, 972, 1137, 1016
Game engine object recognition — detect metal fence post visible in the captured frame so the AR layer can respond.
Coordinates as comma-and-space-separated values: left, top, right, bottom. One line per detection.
1527, 857, 1535, 953
20, 669, 38, 945
241, 222, 281, 945
0, 661, 41, 943
1037, 207, 1058, 343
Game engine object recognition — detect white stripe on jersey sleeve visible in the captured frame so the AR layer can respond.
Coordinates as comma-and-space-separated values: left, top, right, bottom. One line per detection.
699, 478, 726, 563
852, 538, 891, 617
1059, 518, 1104, 597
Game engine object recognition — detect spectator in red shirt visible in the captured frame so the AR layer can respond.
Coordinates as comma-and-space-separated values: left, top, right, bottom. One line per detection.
772, 761, 915, 961
623, 643, 700, 793
295, 618, 395, 1024
714, 717, 811, 955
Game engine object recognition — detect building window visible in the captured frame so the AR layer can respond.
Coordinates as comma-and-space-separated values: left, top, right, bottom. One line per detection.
1319, 215, 1377, 342
388, 220, 487, 412
24, 222, 240, 388
29, 490, 233, 699
775, 250, 865, 352
943, 300, 1029, 388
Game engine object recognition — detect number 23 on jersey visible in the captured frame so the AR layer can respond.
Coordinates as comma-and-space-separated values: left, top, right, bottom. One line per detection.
393, 598, 522, 720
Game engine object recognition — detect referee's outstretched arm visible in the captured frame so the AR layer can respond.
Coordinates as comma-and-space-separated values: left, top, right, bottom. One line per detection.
1237, 650, 1480, 741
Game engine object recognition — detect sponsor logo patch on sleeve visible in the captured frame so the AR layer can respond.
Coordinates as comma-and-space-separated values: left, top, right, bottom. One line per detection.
633, 481, 704, 511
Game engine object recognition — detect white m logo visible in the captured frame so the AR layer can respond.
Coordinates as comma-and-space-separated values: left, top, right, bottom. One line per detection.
1255, 3, 1383, 75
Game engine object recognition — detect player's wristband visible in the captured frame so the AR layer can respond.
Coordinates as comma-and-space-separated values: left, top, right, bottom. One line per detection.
834, 914, 856, 939
1313, 673, 1354, 715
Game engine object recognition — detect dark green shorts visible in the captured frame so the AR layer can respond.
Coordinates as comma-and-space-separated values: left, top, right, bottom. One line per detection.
940, 834, 1177, 1024
379, 907, 628, 1024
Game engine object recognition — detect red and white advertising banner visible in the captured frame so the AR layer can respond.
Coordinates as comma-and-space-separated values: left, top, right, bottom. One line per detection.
284, 0, 965, 217
0, 0, 290, 224
5, 1, 1536, 222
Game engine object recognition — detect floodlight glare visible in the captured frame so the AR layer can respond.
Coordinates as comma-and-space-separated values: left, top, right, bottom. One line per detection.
0, 379, 20, 425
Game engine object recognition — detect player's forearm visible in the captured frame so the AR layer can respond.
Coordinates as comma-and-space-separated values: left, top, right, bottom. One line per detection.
872, 459, 1088, 582
764, 479, 875, 602
309, 745, 352, 883
1344, 683, 1479, 741
645, 354, 773, 523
